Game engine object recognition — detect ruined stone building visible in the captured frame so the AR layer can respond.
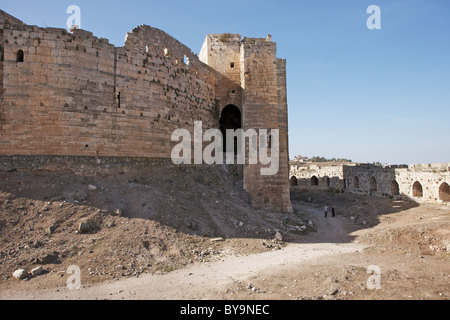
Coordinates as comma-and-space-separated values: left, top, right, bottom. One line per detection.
290, 162, 450, 205
0, 10, 292, 213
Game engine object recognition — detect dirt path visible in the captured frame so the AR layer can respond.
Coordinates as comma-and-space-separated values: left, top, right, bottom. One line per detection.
293, 202, 351, 243
0, 201, 365, 300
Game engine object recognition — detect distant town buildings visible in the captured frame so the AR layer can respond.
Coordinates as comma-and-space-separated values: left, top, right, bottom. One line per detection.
292, 155, 309, 163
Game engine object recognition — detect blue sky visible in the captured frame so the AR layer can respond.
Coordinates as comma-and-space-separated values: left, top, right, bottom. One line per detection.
2, 0, 450, 164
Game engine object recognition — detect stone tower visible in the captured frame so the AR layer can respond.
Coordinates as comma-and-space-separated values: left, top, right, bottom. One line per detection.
200, 34, 293, 213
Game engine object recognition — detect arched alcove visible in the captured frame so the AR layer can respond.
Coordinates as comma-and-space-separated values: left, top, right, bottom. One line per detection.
310, 176, 319, 186
412, 181, 423, 198
391, 180, 400, 196
370, 176, 378, 192
290, 176, 298, 187
439, 182, 450, 202
353, 176, 360, 189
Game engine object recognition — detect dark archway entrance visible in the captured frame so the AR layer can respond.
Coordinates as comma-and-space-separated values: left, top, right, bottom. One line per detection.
439, 182, 450, 202
412, 181, 423, 198
370, 176, 378, 192
290, 176, 298, 187
353, 176, 360, 189
391, 180, 400, 196
219, 105, 241, 153
311, 176, 319, 186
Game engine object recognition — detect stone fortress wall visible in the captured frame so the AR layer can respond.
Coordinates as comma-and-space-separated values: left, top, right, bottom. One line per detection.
0, 10, 292, 213
290, 162, 450, 205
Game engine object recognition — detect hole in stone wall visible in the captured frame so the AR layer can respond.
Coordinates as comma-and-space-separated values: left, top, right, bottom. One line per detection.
164, 48, 169, 57
310, 176, 319, 186
439, 182, 450, 202
391, 180, 400, 196
326, 177, 331, 187
412, 181, 423, 198
230, 62, 235, 69
16, 49, 24, 63
184, 55, 189, 66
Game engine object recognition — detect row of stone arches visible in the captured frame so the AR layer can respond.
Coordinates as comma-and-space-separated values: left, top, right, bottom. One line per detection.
289, 175, 331, 188
352, 176, 378, 192
289, 175, 450, 202
412, 181, 450, 201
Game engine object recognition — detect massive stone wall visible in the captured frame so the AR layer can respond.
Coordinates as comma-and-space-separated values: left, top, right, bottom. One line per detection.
0, 14, 221, 158
395, 163, 450, 203
0, 11, 292, 213
290, 163, 450, 205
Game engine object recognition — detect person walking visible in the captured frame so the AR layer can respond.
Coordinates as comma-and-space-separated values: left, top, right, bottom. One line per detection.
324, 204, 329, 218
331, 205, 336, 218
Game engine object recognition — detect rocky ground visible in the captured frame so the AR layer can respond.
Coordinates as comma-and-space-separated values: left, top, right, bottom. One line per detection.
0, 163, 449, 300
0, 163, 312, 292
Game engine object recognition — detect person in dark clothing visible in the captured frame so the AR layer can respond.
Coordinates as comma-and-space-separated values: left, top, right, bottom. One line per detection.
331, 206, 336, 218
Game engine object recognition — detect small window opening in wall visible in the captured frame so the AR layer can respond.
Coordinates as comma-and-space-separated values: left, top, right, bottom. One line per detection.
230, 62, 235, 69
164, 48, 169, 57
16, 49, 24, 63
85, 144, 89, 148
231, 89, 236, 94
184, 55, 189, 66
117, 92, 121, 108
145, 45, 149, 53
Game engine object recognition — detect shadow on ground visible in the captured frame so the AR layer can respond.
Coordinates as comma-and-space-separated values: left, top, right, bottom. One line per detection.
289, 188, 419, 244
